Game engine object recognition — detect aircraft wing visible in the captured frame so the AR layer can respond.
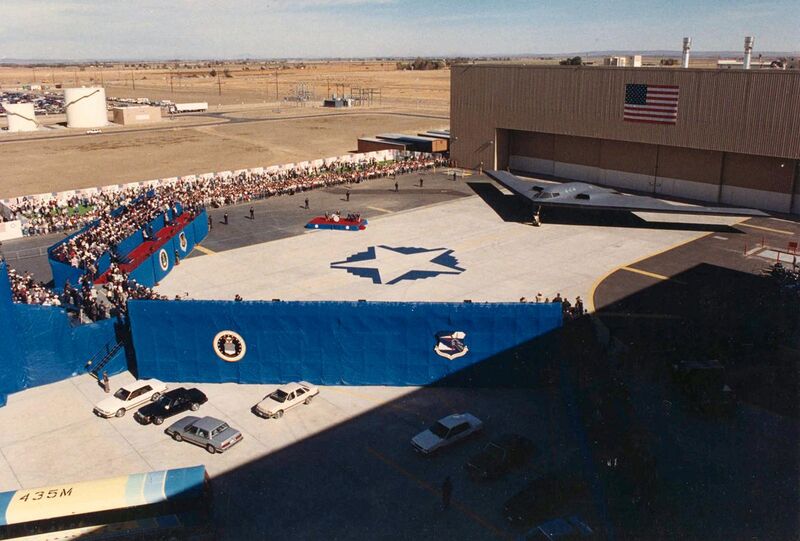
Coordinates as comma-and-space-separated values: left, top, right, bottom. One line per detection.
486, 170, 768, 217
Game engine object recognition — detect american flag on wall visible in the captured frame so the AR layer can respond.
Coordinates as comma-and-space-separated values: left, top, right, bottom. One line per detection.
623, 84, 679, 124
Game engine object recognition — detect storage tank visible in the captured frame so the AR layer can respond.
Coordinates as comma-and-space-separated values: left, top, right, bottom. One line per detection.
64, 87, 108, 128
3, 102, 38, 132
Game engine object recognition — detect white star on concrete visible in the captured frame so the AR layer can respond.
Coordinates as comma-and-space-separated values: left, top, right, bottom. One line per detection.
337, 246, 461, 284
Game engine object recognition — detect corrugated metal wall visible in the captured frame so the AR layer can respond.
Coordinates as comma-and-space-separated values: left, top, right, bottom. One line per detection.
452, 64, 800, 169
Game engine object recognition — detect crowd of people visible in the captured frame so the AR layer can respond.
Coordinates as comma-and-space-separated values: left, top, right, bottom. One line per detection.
7, 262, 167, 323
519, 292, 586, 319
8, 267, 62, 306
7, 155, 448, 238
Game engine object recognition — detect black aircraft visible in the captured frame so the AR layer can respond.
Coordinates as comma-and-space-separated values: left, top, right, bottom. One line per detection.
485, 170, 768, 219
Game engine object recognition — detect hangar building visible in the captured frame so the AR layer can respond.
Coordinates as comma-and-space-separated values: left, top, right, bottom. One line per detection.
451, 65, 800, 214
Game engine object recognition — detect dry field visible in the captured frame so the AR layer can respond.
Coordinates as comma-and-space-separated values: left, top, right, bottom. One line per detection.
0, 61, 450, 198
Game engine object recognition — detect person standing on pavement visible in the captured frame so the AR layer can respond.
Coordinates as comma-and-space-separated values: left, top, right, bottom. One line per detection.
419, 177, 424, 188
394, 181, 399, 192
346, 190, 350, 202
441, 476, 453, 510
249, 207, 255, 220
101, 371, 110, 393
223, 212, 228, 225
304, 197, 310, 209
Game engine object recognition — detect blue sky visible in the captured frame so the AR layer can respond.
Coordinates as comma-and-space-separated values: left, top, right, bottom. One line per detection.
1, 0, 797, 59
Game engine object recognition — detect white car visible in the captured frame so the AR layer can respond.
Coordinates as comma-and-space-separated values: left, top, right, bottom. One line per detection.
412, 413, 483, 455
93, 379, 168, 418
85, 129, 102, 134
254, 381, 319, 419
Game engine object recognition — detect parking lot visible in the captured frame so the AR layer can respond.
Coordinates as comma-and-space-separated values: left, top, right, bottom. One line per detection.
0, 369, 602, 539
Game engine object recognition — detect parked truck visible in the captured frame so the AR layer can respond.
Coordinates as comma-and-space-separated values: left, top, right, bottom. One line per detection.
169, 102, 208, 114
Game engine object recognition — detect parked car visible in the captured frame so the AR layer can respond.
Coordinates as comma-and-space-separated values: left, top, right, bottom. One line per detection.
519, 515, 596, 540
253, 381, 319, 419
134, 387, 208, 425
503, 476, 589, 526
411, 413, 483, 455
465, 434, 536, 480
671, 359, 736, 415
85, 129, 102, 134
94, 379, 167, 418
165, 416, 243, 454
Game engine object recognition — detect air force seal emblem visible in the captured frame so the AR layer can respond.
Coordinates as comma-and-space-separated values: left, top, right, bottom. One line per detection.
213, 330, 247, 362
434, 331, 469, 360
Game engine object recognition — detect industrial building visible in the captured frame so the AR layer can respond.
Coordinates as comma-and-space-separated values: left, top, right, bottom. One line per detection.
2, 102, 38, 132
376, 133, 449, 153
64, 87, 108, 129
451, 64, 800, 214
357, 137, 411, 153
112, 105, 162, 126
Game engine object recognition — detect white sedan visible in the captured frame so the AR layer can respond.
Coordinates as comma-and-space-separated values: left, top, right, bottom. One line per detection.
412, 413, 483, 455
254, 381, 319, 419
93, 379, 168, 418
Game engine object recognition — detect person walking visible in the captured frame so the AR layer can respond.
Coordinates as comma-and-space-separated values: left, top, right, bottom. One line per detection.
249, 206, 255, 220
208, 216, 213, 230
346, 190, 350, 202
394, 181, 399, 192
441, 476, 453, 510
101, 371, 110, 393
223, 212, 229, 225
419, 177, 424, 188
304, 197, 309, 209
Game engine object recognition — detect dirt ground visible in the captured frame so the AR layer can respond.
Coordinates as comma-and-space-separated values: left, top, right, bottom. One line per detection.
0, 61, 452, 199
0, 111, 448, 198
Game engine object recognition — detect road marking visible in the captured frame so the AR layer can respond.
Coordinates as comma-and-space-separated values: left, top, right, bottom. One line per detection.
738, 222, 794, 235
586, 233, 713, 313
367, 206, 392, 213
194, 244, 216, 255
620, 266, 685, 284
365, 446, 510, 540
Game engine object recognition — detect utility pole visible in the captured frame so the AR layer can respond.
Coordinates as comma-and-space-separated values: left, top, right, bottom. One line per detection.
51, 69, 55, 85
99, 69, 104, 87
274, 70, 278, 101
131, 72, 136, 90
73, 69, 78, 85
170, 73, 174, 94
217, 72, 222, 96
32, 67, 36, 82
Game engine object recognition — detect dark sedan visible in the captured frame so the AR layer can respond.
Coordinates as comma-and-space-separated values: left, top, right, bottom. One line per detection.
465, 434, 536, 480
134, 387, 208, 425
503, 476, 589, 526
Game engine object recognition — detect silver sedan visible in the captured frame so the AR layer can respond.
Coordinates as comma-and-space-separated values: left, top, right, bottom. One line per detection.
165, 415, 243, 454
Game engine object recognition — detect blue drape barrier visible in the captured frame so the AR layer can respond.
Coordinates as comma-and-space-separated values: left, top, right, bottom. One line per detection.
128, 300, 563, 386
0, 262, 23, 406
0, 260, 119, 405
13, 307, 118, 387
117, 230, 144, 259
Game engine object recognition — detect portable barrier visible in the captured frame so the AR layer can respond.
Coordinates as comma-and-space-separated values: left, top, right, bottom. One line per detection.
128, 300, 563, 387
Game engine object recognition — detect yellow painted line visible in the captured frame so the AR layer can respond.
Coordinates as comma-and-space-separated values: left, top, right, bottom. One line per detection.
367, 206, 392, 213
620, 266, 685, 284
738, 222, 794, 235
586, 232, 714, 313
194, 244, 216, 255
366, 446, 510, 540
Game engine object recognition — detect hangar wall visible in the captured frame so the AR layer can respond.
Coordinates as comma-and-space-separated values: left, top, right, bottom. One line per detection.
452, 65, 800, 213
128, 300, 563, 387
505, 130, 799, 212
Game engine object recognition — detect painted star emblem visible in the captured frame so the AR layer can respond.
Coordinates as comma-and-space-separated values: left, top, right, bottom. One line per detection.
330, 245, 465, 285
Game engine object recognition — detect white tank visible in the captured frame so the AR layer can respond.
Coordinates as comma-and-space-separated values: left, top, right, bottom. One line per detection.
64, 87, 108, 128
3, 102, 38, 132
